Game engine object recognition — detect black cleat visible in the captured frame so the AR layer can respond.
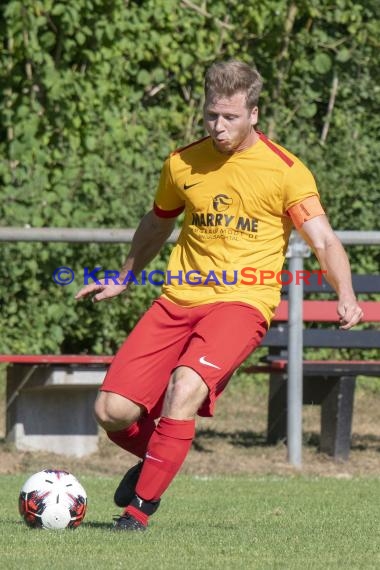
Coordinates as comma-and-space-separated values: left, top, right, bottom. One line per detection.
112, 496, 161, 532
113, 512, 146, 532
114, 462, 143, 507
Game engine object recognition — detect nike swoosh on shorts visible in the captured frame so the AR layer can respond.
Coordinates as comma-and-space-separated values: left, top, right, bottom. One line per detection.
199, 356, 221, 370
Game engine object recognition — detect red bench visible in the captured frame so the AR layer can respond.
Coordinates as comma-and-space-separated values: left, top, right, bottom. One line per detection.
244, 275, 380, 460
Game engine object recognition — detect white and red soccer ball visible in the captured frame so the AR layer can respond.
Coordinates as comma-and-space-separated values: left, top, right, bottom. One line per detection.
19, 469, 87, 530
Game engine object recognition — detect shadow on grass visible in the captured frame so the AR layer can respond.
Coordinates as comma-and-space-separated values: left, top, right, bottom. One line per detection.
83, 521, 113, 530
193, 428, 268, 452
193, 428, 380, 454
351, 432, 380, 453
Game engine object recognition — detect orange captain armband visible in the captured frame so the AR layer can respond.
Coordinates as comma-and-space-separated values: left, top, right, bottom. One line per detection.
287, 196, 325, 229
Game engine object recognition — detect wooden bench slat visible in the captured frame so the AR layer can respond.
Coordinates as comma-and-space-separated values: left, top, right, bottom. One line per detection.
262, 328, 380, 348
0, 355, 113, 364
281, 274, 380, 294
245, 360, 380, 375
274, 300, 380, 321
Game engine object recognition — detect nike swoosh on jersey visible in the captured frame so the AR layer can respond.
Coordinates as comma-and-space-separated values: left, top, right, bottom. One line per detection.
199, 356, 221, 370
184, 181, 201, 190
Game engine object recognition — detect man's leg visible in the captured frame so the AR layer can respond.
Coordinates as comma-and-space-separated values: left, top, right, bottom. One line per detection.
115, 367, 207, 529
97, 297, 193, 453
94, 391, 157, 507
95, 392, 156, 458
135, 367, 207, 499
94, 299, 194, 520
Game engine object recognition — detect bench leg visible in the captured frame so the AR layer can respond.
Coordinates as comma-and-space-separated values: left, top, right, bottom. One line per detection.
267, 373, 287, 444
267, 373, 356, 460
320, 376, 356, 460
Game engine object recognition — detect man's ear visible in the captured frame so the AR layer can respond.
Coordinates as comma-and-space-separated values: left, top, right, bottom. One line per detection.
250, 106, 259, 127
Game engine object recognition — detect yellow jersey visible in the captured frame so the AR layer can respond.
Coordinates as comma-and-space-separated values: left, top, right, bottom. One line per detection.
153, 133, 319, 322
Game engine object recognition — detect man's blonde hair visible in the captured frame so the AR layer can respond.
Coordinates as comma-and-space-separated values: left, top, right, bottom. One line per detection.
204, 60, 263, 109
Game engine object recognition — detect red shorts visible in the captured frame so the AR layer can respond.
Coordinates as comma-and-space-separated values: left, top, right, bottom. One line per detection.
101, 297, 267, 417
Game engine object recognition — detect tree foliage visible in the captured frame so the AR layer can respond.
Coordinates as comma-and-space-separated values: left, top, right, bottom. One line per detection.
0, 0, 379, 353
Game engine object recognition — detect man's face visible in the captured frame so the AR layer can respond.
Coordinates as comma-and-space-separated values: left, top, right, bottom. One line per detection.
203, 91, 258, 154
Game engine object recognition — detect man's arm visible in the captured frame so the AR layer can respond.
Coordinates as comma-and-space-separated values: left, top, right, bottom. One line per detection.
75, 209, 176, 303
297, 215, 363, 329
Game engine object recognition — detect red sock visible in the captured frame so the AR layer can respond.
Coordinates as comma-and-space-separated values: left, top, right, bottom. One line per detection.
135, 416, 195, 502
125, 505, 149, 526
106, 416, 156, 458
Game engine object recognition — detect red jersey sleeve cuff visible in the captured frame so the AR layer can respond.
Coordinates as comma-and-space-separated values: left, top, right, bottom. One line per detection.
154, 202, 185, 218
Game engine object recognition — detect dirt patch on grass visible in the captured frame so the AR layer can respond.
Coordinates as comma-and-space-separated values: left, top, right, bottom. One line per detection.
1, 383, 380, 478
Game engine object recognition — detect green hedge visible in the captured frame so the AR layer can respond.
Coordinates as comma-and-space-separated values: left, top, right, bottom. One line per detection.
0, 0, 379, 353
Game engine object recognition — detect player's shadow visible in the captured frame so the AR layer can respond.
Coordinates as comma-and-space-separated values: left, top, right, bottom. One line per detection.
83, 521, 114, 530
350, 433, 380, 452
193, 428, 267, 452
302, 431, 380, 453
194, 428, 380, 454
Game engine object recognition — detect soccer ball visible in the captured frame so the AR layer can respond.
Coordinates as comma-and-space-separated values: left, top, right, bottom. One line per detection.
19, 469, 87, 530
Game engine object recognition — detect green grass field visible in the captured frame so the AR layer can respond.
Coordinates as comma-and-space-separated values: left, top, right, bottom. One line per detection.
1, 474, 379, 570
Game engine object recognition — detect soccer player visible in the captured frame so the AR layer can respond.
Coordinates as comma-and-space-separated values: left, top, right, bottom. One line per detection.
75, 60, 363, 531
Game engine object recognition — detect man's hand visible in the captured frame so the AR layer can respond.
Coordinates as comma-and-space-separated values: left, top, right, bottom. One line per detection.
337, 298, 363, 330
298, 217, 364, 331
75, 279, 127, 303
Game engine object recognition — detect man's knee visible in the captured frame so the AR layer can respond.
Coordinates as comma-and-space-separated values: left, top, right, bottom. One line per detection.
163, 366, 209, 419
94, 391, 143, 431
